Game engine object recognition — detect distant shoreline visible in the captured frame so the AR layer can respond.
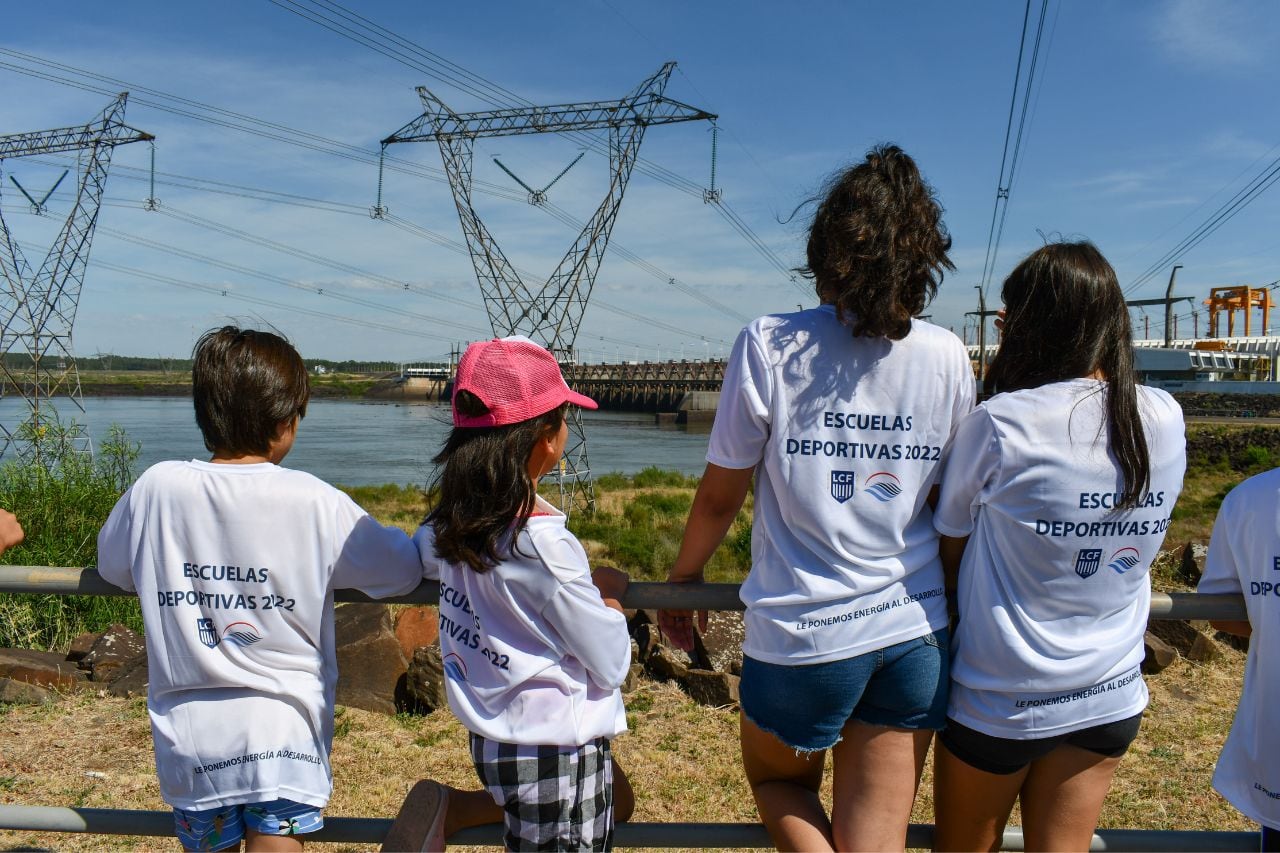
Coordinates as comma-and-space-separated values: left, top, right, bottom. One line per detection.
2, 373, 435, 401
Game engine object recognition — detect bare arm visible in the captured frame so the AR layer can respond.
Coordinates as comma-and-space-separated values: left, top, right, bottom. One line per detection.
939, 534, 968, 594
670, 463, 754, 582
660, 463, 754, 650
1210, 620, 1252, 638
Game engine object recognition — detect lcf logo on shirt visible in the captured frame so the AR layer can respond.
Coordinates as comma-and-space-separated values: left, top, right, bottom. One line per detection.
828, 470, 904, 504
831, 471, 856, 503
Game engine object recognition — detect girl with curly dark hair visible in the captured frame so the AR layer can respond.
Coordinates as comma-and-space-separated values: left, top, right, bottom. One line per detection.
659, 145, 974, 851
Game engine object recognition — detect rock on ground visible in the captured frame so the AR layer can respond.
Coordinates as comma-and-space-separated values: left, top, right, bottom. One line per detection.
80, 624, 146, 683
334, 604, 409, 715
0, 648, 89, 691
1142, 631, 1178, 674
0, 676, 56, 704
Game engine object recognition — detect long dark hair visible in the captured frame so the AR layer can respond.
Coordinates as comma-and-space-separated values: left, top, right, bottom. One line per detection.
985, 241, 1150, 508
797, 144, 954, 340
426, 391, 567, 573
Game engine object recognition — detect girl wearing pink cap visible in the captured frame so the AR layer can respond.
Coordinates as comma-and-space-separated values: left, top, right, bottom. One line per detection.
409, 336, 634, 851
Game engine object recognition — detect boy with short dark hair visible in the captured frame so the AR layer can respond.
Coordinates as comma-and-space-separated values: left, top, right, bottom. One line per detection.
98, 326, 424, 852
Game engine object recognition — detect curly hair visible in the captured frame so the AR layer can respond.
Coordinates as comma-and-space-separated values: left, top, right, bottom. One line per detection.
798, 144, 954, 340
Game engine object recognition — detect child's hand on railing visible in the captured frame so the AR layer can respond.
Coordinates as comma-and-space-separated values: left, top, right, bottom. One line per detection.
592, 566, 629, 612
0, 509, 23, 557
658, 569, 708, 652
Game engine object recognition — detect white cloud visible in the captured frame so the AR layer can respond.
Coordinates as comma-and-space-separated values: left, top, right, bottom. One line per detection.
1151, 0, 1274, 71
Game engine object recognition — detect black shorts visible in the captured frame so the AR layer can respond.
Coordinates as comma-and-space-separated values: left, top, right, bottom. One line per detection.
940, 713, 1143, 776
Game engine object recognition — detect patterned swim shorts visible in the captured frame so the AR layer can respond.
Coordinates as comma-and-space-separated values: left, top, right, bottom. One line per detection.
470, 733, 614, 851
173, 799, 323, 851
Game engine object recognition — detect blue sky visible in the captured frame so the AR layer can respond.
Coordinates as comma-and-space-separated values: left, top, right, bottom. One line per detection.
3, 0, 1279, 361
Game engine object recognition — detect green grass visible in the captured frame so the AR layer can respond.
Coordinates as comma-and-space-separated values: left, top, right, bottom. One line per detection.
0, 423, 143, 650
1, 422, 1272, 651
566, 470, 752, 583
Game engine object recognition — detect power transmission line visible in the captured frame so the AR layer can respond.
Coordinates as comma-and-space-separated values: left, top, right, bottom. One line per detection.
265, 0, 798, 294
1123, 154, 1280, 296
0, 49, 750, 326
978, 0, 1052, 298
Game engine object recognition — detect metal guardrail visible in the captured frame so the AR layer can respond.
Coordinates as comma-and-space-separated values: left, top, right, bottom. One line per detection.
0, 567, 1254, 850
0, 566, 1250, 620
0, 806, 1262, 850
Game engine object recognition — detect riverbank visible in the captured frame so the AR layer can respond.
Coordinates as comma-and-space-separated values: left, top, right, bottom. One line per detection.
35, 370, 399, 399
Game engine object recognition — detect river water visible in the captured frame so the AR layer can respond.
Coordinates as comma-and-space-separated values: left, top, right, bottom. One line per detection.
0, 397, 712, 486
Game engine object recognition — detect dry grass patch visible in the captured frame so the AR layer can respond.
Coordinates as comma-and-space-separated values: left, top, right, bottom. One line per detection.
0, 651, 1254, 852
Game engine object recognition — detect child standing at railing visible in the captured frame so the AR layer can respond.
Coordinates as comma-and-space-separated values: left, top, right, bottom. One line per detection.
96, 327, 428, 852
411, 336, 633, 851
1198, 473, 1280, 852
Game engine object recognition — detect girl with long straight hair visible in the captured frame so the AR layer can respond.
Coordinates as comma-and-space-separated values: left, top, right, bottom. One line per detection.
931, 241, 1186, 851
660, 144, 975, 851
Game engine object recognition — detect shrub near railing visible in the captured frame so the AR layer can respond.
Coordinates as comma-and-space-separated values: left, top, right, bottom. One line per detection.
0, 423, 142, 650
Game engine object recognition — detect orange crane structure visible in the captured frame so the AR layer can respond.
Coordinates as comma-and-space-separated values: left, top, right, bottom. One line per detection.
1204, 285, 1275, 338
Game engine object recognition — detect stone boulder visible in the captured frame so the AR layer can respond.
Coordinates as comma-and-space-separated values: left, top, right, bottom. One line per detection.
334, 604, 409, 715
1147, 618, 1203, 657
1188, 632, 1222, 663
80, 624, 146, 683
394, 607, 439, 660
0, 648, 88, 691
1142, 631, 1178, 674
698, 611, 745, 676
645, 643, 690, 684
681, 669, 740, 708
1179, 542, 1208, 585
403, 645, 446, 714
66, 631, 99, 664
0, 676, 55, 705
105, 654, 149, 698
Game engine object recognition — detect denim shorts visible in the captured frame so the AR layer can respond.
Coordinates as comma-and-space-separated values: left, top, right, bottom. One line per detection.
940, 713, 1143, 775
173, 799, 324, 851
739, 628, 949, 752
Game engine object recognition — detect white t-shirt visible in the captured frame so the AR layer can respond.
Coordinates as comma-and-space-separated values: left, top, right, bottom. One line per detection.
708, 306, 975, 665
934, 380, 1185, 738
1199, 468, 1280, 829
97, 460, 423, 810
415, 497, 629, 746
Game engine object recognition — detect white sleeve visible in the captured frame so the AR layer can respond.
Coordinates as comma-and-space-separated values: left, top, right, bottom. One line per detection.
541, 578, 632, 691
330, 495, 423, 598
950, 342, 977, 437
706, 325, 772, 470
934, 407, 1001, 538
1199, 489, 1245, 597
532, 530, 631, 690
96, 488, 136, 592
412, 523, 444, 582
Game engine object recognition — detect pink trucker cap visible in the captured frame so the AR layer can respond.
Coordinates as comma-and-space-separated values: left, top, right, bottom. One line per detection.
453, 336, 598, 427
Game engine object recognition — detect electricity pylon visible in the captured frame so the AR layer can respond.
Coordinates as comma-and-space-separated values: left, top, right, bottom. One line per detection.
382, 63, 715, 513
0, 93, 154, 462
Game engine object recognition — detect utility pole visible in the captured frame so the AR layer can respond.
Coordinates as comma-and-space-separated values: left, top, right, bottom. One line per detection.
1126, 287, 1193, 347
380, 64, 715, 515
966, 286, 1000, 381
1164, 264, 1183, 348
0, 93, 153, 462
